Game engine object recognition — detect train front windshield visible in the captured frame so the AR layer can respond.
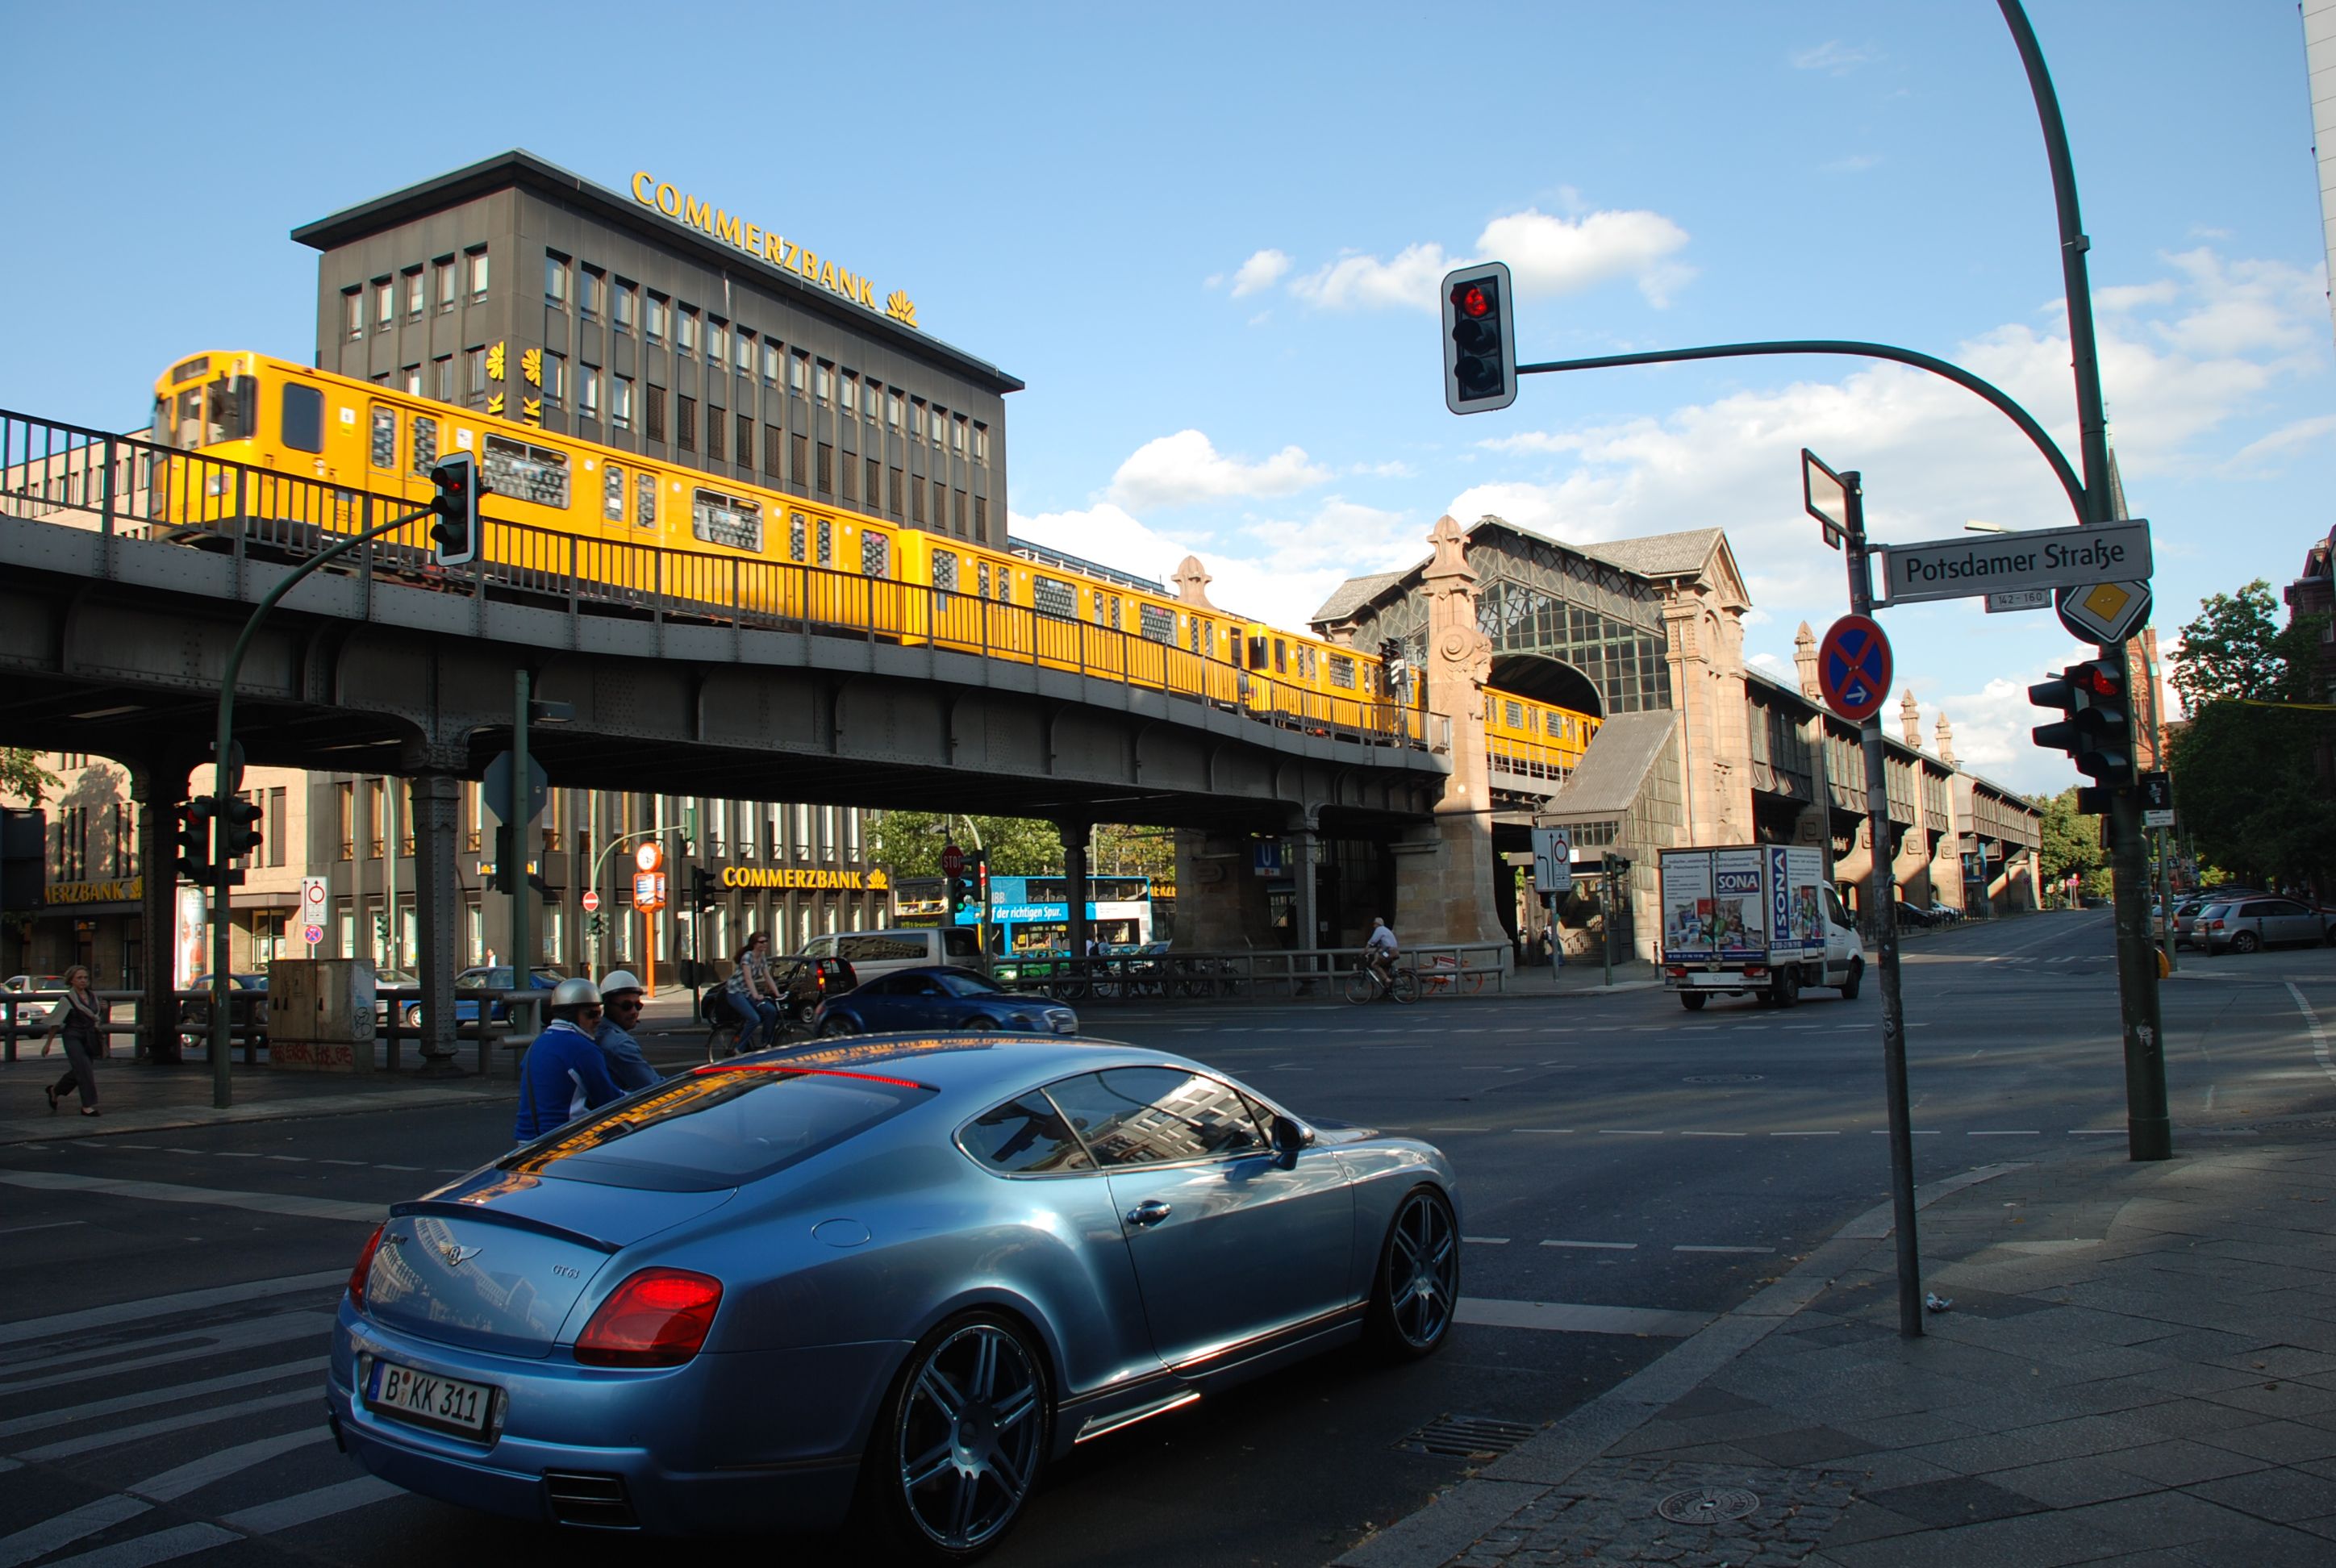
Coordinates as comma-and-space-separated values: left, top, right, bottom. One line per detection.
151, 375, 256, 451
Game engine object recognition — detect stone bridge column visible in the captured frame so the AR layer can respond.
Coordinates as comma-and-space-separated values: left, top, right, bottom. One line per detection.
1054, 819, 1091, 961
1399, 516, 1508, 961
131, 749, 200, 1062
406, 763, 464, 1076
1287, 814, 1320, 986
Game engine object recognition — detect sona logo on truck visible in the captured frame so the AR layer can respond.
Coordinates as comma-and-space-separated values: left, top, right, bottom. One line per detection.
1715, 872, 1762, 895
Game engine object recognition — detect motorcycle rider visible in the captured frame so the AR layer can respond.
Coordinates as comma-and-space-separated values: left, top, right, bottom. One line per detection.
513, 978, 624, 1143
593, 970, 660, 1092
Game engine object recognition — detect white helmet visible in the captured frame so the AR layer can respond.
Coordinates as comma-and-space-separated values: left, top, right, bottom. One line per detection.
548, 977, 603, 1011
599, 970, 645, 997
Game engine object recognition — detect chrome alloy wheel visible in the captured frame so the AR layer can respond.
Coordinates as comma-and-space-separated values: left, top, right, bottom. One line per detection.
1385, 1189, 1458, 1351
895, 1321, 1045, 1553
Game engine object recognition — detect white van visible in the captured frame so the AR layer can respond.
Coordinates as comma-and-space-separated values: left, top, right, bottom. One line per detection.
803, 927, 985, 984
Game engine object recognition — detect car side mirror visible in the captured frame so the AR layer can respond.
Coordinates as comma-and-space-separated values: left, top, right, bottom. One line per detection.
1270, 1115, 1308, 1166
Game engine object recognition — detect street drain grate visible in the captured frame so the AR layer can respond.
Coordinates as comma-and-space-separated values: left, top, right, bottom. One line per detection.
1683, 1074, 1765, 1084
1655, 1486, 1761, 1524
1395, 1414, 1537, 1460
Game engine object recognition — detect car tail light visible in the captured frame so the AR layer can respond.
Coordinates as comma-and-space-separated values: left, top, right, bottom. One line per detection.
1665, 967, 1686, 979
2205, 919, 2223, 930
574, 1269, 724, 1366
1744, 965, 1768, 979
347, 1223, 385, 1306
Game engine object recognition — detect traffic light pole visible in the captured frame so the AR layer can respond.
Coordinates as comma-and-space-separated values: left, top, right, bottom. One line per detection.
1842, 480, 1925, 1341
207, 504, 430, 1108
508, 669, 532, 1034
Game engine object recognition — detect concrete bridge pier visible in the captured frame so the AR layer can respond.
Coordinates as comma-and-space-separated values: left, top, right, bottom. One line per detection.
1053, 819, 1092, 961
1398, 517, 1510, 965
406, 767, 464, 1075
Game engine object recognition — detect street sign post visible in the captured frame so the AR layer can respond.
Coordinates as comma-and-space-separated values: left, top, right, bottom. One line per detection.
2139, 771, 2175, 829
1802, 447, 1852, 548
1873, 519, 2151, 607
1817, 614, 1892, 724
1984, 588, 2053, 614
581, 890, 602, 914
299, 876, 327, 949
1530, 827, 1573, 896
940, 844, 965, 878
480, 751, 549, 825
302, 924, 323, 946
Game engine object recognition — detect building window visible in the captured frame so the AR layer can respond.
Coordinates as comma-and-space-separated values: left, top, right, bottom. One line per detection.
911, 477, 926, 525
815, 362, 832, 402
911, 402, 926, 440
434, 257, 455, 311
790, 352, 808, 396
402, 365, 421, 395
645, 294, 668, 342
676, 394, 695, 452
761, 341, 780, 382
646, 385, 666, 444
953, 415, 967, 454
678, 307, 699, 355
888, 392, 903, 428
816, 443, 832, 494
580, 367, 600, 420
343, 288, 363, 341
841, 373, 857, 414
579, 266, 603, 318
765, 424, 782, 477
707, 321, 727, 365
953, 489, 967, 533
839, 451, 857, 505
790, 432, 808, 486
543, 351, 565, 407
974, 423, 988, 462
888, 466, 904, 518
373, 279, 394, 330
737, 413, 753, 469
544, 251, 568, 306
405, 268, 424, 317
612, 377, 634, 431
866, 457, 881, 507
933, 479, 947, 529
466, 248, 490, 298
614, 278, 636, 331
705, 404, 723, 461
974, 494, 987, 537
431, 357, 451, 402
465, 346, 486, 397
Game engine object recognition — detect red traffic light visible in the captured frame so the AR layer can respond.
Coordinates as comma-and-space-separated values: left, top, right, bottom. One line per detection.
2073, 662, 2121, 697
1451, 282, 1492, 319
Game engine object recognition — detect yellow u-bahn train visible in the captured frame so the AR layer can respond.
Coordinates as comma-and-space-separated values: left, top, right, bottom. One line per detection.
147, 348, 1599, 762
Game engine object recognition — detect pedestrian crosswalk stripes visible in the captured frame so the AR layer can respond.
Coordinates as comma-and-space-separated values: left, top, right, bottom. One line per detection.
0, 1272, 407, 1566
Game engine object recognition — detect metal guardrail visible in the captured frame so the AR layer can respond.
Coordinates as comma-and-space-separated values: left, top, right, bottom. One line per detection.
991, 944, 1511, 1003
0, 985, 540, 1078
0, 409, 1451, 757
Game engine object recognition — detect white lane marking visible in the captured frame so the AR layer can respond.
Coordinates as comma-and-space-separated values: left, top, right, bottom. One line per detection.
2070, 1128, 2124, 1135
1540, 1239, 1636, 1250
1678, 1131, 1747, 1138
0, 1496, 151, 1568
2288, 982, 2335, 1086
317, 1159, 368, 1166
1867, 1129, 1943, 1135
1771, 1131, 1840, 1136
109, 1145, 158, 1151
1512, 1128, 1575, 1134
0, 1221, 85, 1236
0, 1270, 344, 1348
0, 1312, 332, 1395
14, 1389, 319, 1463
0, 1358, 330, 1440
1597, 1130, 1665, 1136
375, 1165, 422, 1172
1675, 1245, 1772, 1254
27, 1520, 236, 1567
1457, 1297, 1711, 1338
0, 1426, 334, 1567
1462, 1236, 1510, 1245
219, 1474, 404, 1534
0, 1171, 382, 1226
1970, 1131, 2041, 1137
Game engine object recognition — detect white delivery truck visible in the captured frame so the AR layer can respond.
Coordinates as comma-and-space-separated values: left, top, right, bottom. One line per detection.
1658, 844, 1869, 1010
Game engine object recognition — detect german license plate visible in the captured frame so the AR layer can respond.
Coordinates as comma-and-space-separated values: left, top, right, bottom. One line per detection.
365, 1355, 497, 1439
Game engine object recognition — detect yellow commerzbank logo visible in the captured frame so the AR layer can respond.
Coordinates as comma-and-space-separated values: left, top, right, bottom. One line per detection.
632, 171, 918, 330
720, 866, 890, 892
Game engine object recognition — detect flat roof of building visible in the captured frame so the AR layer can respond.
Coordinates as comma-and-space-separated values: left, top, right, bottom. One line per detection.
292, 148, 1024, 397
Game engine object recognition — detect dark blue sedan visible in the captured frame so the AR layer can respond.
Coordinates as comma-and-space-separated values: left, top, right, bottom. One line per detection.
813, 965, 1078, 1037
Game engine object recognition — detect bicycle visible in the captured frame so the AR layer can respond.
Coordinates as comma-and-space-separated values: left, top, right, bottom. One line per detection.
1412, 954, 1487, 998
1344, 955, 1418, 1005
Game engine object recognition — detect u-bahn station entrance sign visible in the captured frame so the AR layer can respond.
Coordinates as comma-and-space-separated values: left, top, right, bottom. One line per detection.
1875, 519, 2151, 607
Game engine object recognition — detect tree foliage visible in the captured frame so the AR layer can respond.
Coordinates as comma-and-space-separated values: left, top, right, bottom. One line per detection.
867, 813, 1183, 884
2170, 581, 2322, 710
0, 749, 58, 807
2031, 786, 2104, 895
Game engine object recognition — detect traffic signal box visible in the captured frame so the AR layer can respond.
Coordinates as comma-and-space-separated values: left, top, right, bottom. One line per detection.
219, 795, 263, 861
690, 867, 718, 911
1441, 261, 1519, 415
428, 453, 482, 566
2029, 657, 2134, 803
174, 799, 215, 882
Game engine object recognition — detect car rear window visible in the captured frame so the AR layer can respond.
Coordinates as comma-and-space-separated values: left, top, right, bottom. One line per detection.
501, 1066, 932, 1191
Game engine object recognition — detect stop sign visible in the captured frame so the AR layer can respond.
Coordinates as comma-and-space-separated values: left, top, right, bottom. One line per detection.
940, 844, 965, 876
582, 890, 602, 913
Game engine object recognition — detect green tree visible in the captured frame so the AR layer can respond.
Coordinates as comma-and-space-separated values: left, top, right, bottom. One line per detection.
2032, 786, 2104, 899
866, 811, 1081, 878
0, 749, 58, 807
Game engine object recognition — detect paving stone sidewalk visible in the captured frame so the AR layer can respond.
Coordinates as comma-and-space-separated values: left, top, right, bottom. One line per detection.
1338, 1132, 2336, 1567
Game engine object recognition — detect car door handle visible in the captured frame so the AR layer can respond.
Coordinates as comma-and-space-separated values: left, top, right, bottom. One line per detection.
1125, 1199, 1172, 1228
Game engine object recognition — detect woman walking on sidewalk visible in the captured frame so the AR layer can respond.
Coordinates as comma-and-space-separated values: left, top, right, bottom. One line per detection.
40, 965, 104, 1117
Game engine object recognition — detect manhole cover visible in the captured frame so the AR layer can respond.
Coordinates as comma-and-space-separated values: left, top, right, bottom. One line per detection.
1683, 1074, 1765, 1084
1394, 1414, 1537, 1460
1656, 1486, 1761, 1524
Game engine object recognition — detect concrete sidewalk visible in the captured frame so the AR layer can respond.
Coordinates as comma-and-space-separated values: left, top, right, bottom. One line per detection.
1337, 1129, 2336, 1567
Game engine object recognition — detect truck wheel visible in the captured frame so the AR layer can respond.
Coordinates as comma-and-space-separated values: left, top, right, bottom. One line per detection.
1839, 959, 1863, 1001
1772, 970, 1800, 1009
1680, 992, 1707, 1011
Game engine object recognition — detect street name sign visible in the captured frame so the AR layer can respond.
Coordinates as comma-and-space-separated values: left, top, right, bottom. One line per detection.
1984, 588, 2052, 614
1874, 519, 2151, 607
1531, 827, 1574, 896
2055, 578, 2153, 644
1817, 615, 1892, 724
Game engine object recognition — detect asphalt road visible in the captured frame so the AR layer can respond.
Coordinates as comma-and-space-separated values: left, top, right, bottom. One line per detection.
1, 911, 2330, 1566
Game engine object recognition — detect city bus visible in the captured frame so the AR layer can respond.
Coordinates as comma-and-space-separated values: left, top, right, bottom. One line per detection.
964, 875, 1153, 957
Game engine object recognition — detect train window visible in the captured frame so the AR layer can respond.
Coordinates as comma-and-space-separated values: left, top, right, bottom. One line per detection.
280, 383, 324, 454
1545, 711, 1563, 738
1139, 603, 1175, 644
933, 551, 958, 592
369, 407, 396, 469
692, 488, 762, 552
484, 434, 571, 508
861, 533, 889, 578
1033, 576, 1076, 620
1089, 593, 1106, 628
1329, 655, 1356, 690
816, 517, 832, 566
789, 513, 806, 561
171, 356, 211, 385
1505, 701, 1525, 728
635, 471, 657, 528
603, 465, 624, 522
977, 561, 991, 598
1187, 617, 1203, 656
1274, 639, 1287, 674
411, 416, 438, 476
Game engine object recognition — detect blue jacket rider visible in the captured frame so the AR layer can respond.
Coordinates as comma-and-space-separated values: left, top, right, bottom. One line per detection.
591, 969, 660, 1093
514, 978, 624, 1142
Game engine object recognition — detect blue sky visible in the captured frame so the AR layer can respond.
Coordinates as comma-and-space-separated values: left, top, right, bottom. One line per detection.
5, 2, 2329, 794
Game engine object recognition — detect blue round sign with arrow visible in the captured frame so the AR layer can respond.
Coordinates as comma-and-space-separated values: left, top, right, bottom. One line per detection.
1817, 614, 1892, 724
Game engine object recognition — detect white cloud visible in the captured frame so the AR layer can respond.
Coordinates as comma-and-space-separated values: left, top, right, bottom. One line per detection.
1287, 206, 1694, 311
1288, 243, 1454, 311
2094, 280, 2178, 311
2224, 412, 2336, 470
1823, 153, 1883, 175
1791, 40, 1883, 74
1104, 429, 1331, 510
1228, 248, 1291, 298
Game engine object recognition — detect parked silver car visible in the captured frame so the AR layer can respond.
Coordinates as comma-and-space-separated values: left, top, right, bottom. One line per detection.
2194, 898, 2336, 954
2173, 890, 2264, 949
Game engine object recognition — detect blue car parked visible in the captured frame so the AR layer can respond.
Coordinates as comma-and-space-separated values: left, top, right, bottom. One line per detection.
393, 965, 562, 1029
812, 965, 1078, 1036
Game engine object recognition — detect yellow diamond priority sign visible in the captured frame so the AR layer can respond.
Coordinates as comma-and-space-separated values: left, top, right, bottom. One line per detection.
2055, 579, 2152, 644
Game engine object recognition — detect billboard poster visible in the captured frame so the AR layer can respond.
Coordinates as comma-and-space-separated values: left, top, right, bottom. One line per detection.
173, 886, 208, 987
1773, 845, 1825, 957
1712, 849, 1768, 961
1661, 853, 1714, 961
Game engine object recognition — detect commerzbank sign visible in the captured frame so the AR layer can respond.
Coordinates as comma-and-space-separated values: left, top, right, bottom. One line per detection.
719, 866, 889, 892
631, 170, 920, 331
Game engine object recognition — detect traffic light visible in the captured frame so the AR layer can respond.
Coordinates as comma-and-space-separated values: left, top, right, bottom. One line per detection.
174, 798, 215, 882
1441, 261, 1518, 415
485, 820, 515, 893
428, 452, 482, 566
690, 866, 718, 911
219, 794, 263, 861
948, 865, 978, 920
2029, 657, 2134, 788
